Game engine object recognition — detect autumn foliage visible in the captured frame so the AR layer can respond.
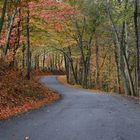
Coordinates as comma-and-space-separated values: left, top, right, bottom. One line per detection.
0, 62, 60, 120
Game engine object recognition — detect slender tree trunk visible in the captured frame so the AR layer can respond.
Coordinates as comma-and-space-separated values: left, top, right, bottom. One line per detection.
95, 39, 99, 87
10, 9, 21, 67
22, 49, 25, 69
134, 0, 140, 96
26, 4, 31, 80
114, 42, 121, 93
64, 54, 70, 83
37, 55, 40, 70
34, 55, 37, 70
42, 50, 45, 71
0, 0, 7, 34
67, 47, 78, 84
4, 8, 17, 55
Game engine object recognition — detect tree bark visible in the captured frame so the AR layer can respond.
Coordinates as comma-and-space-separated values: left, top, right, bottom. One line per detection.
42, 50, 46, 71
134, 0, 140, 96
26, 4, 31, 80
0, 0, 8, 34
4, 8, 17, 55
95, 38, 100, 87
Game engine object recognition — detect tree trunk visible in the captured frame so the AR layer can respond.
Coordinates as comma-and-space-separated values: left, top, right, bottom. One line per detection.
4, 8, 17, 55
114, 42, 121, 93
42, 50, 46, 71
134, 0, 140, 96
95, 38, 99, 87
26, 4, 31, 80
64, 54, 70, 83
0, 0, 7, 34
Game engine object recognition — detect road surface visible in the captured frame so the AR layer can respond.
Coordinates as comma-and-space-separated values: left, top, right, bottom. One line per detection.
0, 76, 140, 140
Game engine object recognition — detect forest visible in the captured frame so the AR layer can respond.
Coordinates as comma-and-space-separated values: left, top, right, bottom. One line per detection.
0, 0, 140, 119
1, 1, 140, 140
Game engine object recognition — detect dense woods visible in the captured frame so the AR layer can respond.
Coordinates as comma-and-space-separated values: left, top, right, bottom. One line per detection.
63, 0, 140, 97
0, 0, 140, 104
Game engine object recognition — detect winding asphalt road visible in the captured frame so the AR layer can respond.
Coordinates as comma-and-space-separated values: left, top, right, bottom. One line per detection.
1, 76, 140, 140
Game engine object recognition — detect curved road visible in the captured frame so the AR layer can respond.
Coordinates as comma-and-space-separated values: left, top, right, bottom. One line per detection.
1, 76, 140, 140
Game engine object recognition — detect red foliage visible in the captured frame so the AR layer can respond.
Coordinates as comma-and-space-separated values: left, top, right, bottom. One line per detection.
29, 0, 77, 31
0, 68, 60, 120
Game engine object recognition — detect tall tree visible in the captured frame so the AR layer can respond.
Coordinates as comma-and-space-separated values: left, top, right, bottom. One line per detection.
26, 3, 31, 80
0, 0, 8, 34
134, 0, 140, 96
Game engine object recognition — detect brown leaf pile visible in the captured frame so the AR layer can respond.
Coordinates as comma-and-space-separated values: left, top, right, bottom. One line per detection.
0, 68, 60, 120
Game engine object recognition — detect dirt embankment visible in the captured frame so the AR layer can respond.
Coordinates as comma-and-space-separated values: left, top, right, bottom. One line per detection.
0, 68, 60, 120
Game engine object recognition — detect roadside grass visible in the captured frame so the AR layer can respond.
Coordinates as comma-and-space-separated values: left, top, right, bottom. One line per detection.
57, 75, 140, 102
57, 75, 105, 93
